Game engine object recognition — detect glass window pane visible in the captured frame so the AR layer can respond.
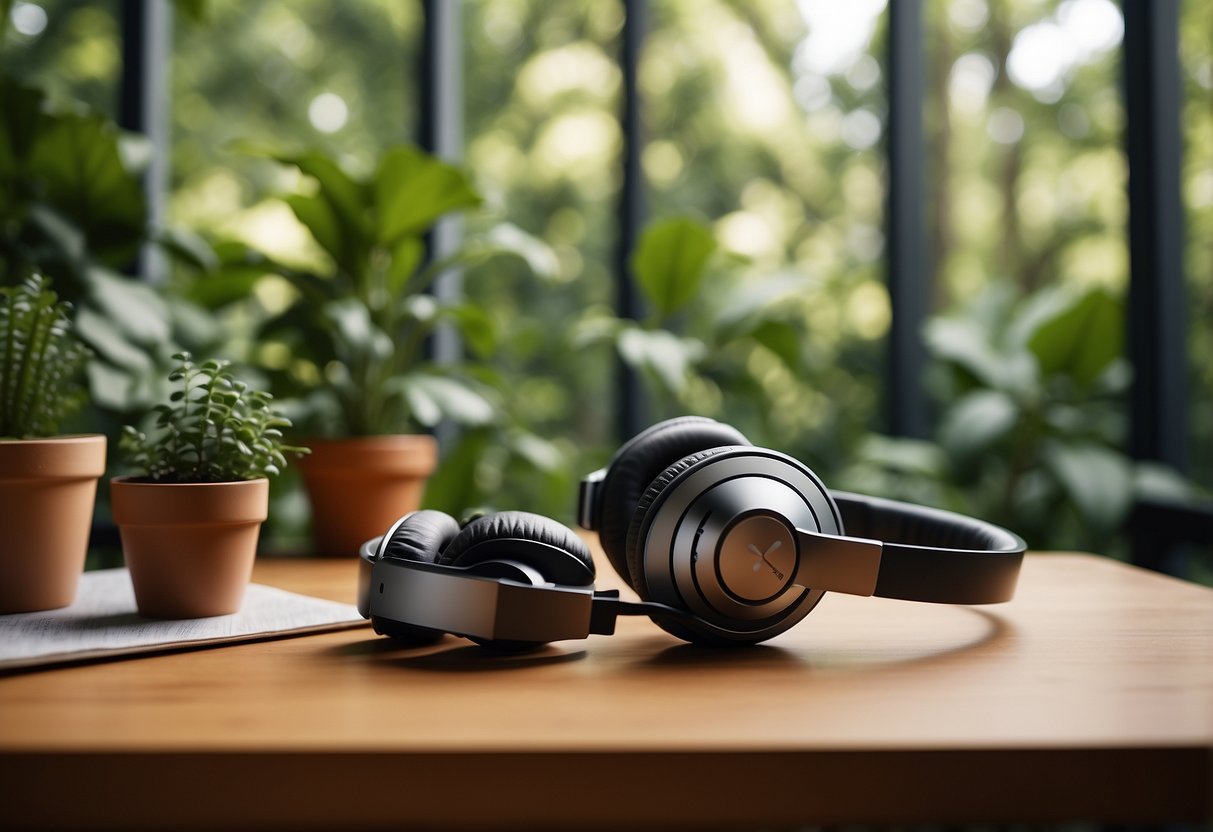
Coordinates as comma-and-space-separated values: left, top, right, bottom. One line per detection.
644, 0, 888, 471
461, 0, 623, 516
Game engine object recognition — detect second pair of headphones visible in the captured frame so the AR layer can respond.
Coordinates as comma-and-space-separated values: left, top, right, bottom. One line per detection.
358, 417, 1027, 649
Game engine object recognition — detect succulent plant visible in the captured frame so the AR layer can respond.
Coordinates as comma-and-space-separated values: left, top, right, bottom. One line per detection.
121, 352, 307, 483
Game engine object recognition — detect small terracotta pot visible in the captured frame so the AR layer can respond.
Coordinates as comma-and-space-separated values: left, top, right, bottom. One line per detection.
111, 477, 269, 619
295, 435, 438, 556
0, 435, 106, 614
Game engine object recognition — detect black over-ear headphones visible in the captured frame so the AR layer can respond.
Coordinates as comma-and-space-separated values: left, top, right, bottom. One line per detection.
358, 417, 1027, 649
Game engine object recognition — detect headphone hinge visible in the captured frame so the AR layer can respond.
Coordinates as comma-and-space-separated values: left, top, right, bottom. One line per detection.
578, 468, 606, 530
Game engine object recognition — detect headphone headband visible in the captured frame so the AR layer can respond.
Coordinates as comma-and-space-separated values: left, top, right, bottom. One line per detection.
832, 492, 1025, 604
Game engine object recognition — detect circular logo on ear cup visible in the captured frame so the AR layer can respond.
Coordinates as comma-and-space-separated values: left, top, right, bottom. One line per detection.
717, 514, 797, 602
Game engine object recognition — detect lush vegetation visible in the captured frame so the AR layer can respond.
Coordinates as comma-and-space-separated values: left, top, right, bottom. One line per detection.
1, 0, 1208, 573
0, 274, 89, 438
120, 353, 305, 483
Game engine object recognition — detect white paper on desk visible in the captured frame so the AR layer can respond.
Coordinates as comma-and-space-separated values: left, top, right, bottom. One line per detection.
0, 567, 366, 671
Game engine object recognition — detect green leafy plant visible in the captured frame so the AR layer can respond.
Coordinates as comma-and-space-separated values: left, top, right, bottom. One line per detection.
0, 274, 90, 438
0, 77, 221, 412
196, 143, 559, 437
839, 283, 1194, 553
575, 216, 812, 428
120, 353, 307, 483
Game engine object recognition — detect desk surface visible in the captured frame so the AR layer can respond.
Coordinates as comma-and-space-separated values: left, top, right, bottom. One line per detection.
1, 551, 1210, 830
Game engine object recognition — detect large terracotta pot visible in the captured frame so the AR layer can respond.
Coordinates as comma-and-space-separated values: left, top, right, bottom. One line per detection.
111, 477, 269, 619
0, 435, 106, 614
295, 435, 438, 556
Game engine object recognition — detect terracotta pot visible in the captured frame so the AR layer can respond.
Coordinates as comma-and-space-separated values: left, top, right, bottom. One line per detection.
111, 477, 269, 619
296, 435, 438, 556
0, 435, 106, 614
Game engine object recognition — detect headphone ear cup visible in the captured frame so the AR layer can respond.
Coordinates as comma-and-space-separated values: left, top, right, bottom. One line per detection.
625, 448, 729, 601
381, 510, 461, 564
596, 417, 749, 590
439, 511, 595, 587
374, 510, 461, 645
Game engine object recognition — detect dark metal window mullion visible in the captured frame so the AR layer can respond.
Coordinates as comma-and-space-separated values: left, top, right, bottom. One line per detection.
884, 0, 931, 440
1122, 0, 1189, 572
616, 0, 648, 442
118, 0, 172, 283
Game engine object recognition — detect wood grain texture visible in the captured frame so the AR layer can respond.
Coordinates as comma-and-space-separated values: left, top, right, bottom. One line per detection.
1, 549, 1210, 830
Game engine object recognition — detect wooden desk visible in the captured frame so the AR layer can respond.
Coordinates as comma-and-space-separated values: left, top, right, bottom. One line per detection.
1, 551, 1210, 830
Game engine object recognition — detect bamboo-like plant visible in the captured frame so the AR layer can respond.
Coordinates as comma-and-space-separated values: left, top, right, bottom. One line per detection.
0, 275, 90, 439
121, 353, 308, 483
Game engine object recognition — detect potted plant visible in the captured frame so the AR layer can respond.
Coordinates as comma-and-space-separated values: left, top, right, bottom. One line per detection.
112, 353, 306, 618
198, 144, 558, 554
0, 275, 104, 614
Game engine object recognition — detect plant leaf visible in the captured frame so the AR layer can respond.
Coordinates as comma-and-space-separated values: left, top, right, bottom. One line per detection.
75, 308, 153, 370
374, 145, 482, 244
284, 193, 344, 268
924, 317, 1037, 395
444, 303, 497, 358
82, 267, 171, 345
474, 223, 561, 280
938, 389, 1019, 460
1044, 440, 1133, 532
27, 111, 146, 265
391, 373, 496, 427
630, 217, 717, 320
617, 325, 704, 394
1025, 287, 1123, 387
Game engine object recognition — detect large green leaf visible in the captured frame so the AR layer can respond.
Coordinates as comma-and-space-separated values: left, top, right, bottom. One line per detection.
325, 299, 392, 362
748, 319, 804, 372
284, 193, 344, 268
387, 236, 424, 298
1044, 440, 1133, 532
474, 223, 561, 281
924, 317, 1037, 395
75, 308, 153, 371
390, 373, 496, 428
617, 325, 704, 394
374, 146, 481, 244
444, 302, 497, 358
280, 152, 370, 271
938, 389, 1019, 460
26, 113, 146, 264
1026, 288, 1123, 387
83, 267, 170, 345
630, 217, 717, 320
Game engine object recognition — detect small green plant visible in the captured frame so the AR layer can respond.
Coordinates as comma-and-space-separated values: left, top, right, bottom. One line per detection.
121, 353, 307, 483
0, 275, 90, 439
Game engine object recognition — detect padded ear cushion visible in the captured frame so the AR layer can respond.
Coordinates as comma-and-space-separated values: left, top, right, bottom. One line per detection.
382, 510, 461, 564
596, 417, 749, 588
625, 447, 733, 599
439, 511, 595, 587
375, 510, 462, 645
